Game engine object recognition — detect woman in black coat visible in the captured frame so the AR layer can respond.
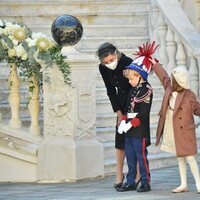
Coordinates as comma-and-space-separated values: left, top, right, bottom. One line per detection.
98, 43, 137, 188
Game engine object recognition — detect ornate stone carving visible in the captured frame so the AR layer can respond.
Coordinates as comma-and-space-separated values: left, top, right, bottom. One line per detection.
71, 77, 96, 139
43, 65, 74, 136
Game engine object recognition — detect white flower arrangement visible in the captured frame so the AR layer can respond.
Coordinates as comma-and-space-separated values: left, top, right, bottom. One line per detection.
0, 20, 71, 87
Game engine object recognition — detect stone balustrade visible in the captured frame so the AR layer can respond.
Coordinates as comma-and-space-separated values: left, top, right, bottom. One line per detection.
150, 0, 200, 98
0, 63, 41, 136
150, 0, 200, 134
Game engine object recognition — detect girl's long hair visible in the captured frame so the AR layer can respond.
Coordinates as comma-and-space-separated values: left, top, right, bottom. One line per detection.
172, 75, 185, 92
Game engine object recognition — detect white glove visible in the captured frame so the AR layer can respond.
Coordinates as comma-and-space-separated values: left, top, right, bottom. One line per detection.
118, 120, 126, 134
123, 118, 141, 133
123, 121, 132, 133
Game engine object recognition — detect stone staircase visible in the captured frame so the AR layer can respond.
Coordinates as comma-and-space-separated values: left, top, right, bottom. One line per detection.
0, 122, 41, 182
1, 0, 199, 178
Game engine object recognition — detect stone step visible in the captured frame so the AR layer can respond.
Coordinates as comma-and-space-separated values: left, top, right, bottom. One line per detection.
81, 48, 138, 58
0, 85, 43, 102
96, 97, 162, 114
96, 85, 164, 101
96, 126, 115, 143
0, 122, 42, 164
105, 149, 199, 175
0, 102, 43, 122
96, 72, 163, 89
102, 135, 160, 160
104, 152, 177, 175
0, 0, 149, 2
2, 115, 44, 131
76, 36, 149, 51
0, 63, 10, 76
0, 76, 9, 91
104, 133, 200, 174
0, 1, 149, 17
96, 123, 158, 144
0, 64, 34, 90
96, 112, 159, 131
83, 25, 148, 37
96, 99, 114, 114
96, 113, 116, 128
0, 88, 31, 104
1, 11, 149, 28
29, 24, 149, 39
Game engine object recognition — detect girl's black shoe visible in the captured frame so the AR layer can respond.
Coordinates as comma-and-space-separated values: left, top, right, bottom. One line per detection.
114, 182, 123, 189
114, 175, 124, 189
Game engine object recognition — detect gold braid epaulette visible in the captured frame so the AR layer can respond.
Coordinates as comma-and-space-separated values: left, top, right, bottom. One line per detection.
134, 85, 153, 103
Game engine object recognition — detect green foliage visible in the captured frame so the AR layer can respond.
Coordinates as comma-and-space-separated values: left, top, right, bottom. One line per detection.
38, 46, 71, 85
0, 20, 71, 90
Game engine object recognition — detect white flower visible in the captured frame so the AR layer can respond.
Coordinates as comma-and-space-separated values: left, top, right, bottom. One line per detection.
1, 39, 9, 49
36, 37, 53, 51
32, 32, 46, 40
4, 22, 21, 35
13, 27, 27, 41
21, 53, 28, 60
5, 22, 13, 27
8, 48, 16, 57
0, 20, 4, 27
31, 32, 55, 51
0, 27, 4, 34
26, 38, 36, 47
15, 44, 28, 60
8, 35, 18, 46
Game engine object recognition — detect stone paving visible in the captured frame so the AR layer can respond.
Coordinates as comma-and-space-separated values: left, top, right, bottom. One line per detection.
0, 164, 199, 200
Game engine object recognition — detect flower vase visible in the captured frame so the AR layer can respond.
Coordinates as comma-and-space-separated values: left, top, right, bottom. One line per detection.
8, 63, 22, 128
28, 76, 41, 135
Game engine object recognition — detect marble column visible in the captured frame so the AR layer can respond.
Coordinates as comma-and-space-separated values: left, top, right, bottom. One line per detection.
37, 47, 104, 182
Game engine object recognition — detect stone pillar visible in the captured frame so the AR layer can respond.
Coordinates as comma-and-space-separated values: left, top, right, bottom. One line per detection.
8, 63, 22, 128
37, 46, 104, 182
28, 76, 41, 135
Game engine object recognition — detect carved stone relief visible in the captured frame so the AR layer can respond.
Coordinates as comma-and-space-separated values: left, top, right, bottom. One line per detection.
44, 68, 74, 136
72, 77, 96, 139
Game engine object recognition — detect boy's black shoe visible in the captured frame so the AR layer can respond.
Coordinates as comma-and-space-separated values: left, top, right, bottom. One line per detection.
135, 178, 141, 188
116, 183, 136, 192
137, 183, 151, 192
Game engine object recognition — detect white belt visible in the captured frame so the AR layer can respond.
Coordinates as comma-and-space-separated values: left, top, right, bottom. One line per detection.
127, 112, 138, 119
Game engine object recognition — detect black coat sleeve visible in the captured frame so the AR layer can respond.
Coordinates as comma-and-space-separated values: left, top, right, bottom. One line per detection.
99, 65, 121, 112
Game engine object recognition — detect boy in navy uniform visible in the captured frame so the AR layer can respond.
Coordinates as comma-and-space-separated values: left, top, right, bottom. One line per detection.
117, 42, 158, 192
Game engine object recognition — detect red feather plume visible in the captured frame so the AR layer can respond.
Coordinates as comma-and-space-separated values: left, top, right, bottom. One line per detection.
133, 41, 159, 71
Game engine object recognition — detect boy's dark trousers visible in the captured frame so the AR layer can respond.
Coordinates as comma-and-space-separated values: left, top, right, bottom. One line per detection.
125, 136, 150, 186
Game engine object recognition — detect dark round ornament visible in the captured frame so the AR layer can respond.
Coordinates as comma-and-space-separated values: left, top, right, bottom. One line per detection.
51, 15, 83, 46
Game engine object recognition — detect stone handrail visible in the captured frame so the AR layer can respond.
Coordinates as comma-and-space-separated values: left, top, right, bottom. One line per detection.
150, 0, 200, 98
0, 123, 41, 163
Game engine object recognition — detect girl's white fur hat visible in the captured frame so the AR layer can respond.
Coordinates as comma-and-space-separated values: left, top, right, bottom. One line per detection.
172, 66, 190, 89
